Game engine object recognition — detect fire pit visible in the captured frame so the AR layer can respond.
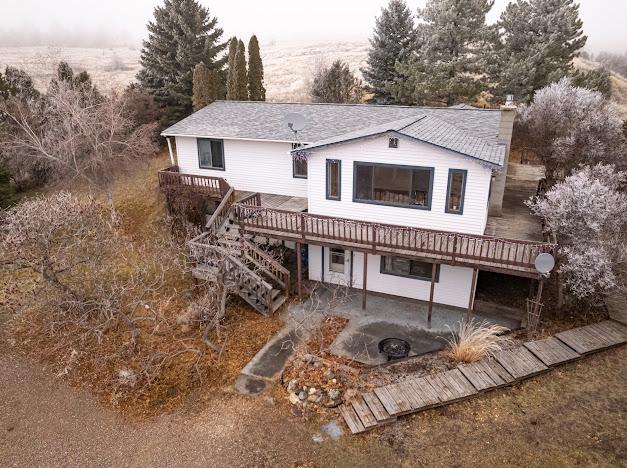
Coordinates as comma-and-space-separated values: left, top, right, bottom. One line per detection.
378, 338, 410, 361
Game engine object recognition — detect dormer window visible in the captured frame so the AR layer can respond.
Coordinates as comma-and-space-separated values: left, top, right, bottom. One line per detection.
388, 137, 399, 148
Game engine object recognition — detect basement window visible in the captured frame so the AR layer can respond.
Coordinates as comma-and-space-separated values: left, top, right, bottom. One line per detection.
380, 256, 439, 282
329, 248, 346, 273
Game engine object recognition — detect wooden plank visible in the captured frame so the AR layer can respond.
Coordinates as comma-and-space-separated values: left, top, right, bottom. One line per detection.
396, 379, 432, 411
340, 404, 366, 434
362, 392, 395, 423
350, 396, 378, 429
493, 346, 548, 380
373, 386, 402, 415
556, 321, 627, 355
385, 383, 413, 414
458, 359, 511, 391
524, 337, 580, 367
406, 377, 440, 407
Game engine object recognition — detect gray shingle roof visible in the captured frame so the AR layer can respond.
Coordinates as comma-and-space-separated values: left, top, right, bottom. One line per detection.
162, 100, 503, 144
295, 115, 505, 166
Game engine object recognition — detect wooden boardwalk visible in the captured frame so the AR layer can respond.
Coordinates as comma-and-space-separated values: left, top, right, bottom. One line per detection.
339, 320, 626, 434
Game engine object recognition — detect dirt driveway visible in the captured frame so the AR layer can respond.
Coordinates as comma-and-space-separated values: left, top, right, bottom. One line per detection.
2, 345, 626, 467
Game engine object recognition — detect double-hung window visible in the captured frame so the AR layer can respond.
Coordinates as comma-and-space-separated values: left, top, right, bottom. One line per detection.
353, 162, 434, 209
326, 159, 341, 200
292, 146, 307, 178
380, 256, 439, 282
446, 169, 467, 214
197, 138, 225, 170
329, 248, 346, 273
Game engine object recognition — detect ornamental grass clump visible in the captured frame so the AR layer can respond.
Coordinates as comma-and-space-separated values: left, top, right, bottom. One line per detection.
446, 320, 512, 363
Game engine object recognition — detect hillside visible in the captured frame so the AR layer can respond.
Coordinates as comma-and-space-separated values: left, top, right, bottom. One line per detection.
1, 42, 625, 114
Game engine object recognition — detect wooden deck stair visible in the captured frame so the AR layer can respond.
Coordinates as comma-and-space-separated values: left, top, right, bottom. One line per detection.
339, 320, 627, 434
189, 196, 291, 316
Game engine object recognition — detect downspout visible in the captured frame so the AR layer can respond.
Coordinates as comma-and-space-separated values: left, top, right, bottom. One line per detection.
166, 137, 176, 167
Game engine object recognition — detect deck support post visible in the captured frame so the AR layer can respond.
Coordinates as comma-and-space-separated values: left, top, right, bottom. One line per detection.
296, 242, 302, 302
427, 263, 437, 327
362, 253, 368, 310
467, 268, 479, 321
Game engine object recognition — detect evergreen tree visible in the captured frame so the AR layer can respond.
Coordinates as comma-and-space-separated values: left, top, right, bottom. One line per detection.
247, 35, 266, 101
49, 61, 100, 99
572, 67, 612, 98
362, 0, 415, 104
311, 60, 364, 104
192, 62, 222, 111
389, 0, 495, 106
492, 0, 587, 103
226, 36, 239, 100
0, 66, 39, 101
137, 0, 227, 123
233, 39, 248, 100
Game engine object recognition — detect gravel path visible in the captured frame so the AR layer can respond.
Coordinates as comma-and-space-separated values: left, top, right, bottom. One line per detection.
0, 351, 340, 467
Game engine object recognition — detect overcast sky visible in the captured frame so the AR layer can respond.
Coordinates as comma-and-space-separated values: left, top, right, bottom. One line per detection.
2, 0, 625, 52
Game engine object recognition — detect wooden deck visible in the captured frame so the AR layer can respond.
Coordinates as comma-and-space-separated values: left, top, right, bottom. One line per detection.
339, 320, 626, 434
233, 204, 556, 278
235, 191, 308, 212
485, 163, 545, 242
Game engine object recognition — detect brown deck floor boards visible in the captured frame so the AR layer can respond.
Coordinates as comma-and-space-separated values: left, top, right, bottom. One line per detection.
458, 359, 513, 391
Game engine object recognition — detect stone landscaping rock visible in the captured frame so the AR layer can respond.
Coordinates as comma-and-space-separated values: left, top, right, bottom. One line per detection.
328, 388, 341, 400
287, 379, 298, 392
298, 390, 308, 401
288, 392, 300, 405
323, 369, 336, 380
308, 387, 317, 395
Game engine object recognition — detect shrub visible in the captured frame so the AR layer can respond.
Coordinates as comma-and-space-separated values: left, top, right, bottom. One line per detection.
446, 320, 511, 363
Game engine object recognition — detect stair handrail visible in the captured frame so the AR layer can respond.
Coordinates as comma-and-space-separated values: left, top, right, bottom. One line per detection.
242, 239, 291, 293
206, 187, 235, 235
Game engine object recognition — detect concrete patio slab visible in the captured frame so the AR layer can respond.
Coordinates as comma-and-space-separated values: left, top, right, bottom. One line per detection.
294, 289, 521, 366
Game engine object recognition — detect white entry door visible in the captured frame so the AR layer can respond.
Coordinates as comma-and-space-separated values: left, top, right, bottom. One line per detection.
325, 247, 350, 286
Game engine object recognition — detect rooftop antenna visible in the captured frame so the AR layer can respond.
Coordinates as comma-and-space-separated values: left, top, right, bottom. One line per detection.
534, 253, 555, 278
284, 112, 306, 148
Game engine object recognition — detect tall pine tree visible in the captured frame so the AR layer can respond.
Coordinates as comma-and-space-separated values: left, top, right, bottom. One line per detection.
226, 36, 239, 100
193, 62, 222, 111
362, 0, 415, 104
137, 0, 227, 123
389, 0, 495, 106
233, 39, 248, 100
492, 0, 587, 103
247, 35, 266, 101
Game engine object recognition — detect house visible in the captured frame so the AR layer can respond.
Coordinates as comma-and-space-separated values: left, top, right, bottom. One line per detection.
160, 101, 554, 318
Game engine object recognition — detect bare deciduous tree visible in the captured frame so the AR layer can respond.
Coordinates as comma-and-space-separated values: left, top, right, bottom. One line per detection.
0, 81, 158, 189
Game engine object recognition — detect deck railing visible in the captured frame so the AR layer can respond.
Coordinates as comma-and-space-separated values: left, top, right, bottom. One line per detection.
232, 204, 556, 277
158, 166, 231, 197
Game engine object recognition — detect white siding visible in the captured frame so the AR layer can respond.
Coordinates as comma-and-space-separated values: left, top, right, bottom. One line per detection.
174, 137, 308, 197
308, 246, 473, 309
307, 135, 493, 235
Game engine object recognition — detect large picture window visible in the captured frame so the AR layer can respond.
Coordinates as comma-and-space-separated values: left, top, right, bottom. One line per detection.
197, 138, 224, 170
353, 162, 433, 209
380, 256, 439, 282
446, 169, 467, 214
326, 159, 341, 200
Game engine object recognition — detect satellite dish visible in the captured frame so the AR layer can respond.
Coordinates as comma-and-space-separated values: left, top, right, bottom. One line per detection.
534, 253, 555, 275
284, 112, 306, 132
